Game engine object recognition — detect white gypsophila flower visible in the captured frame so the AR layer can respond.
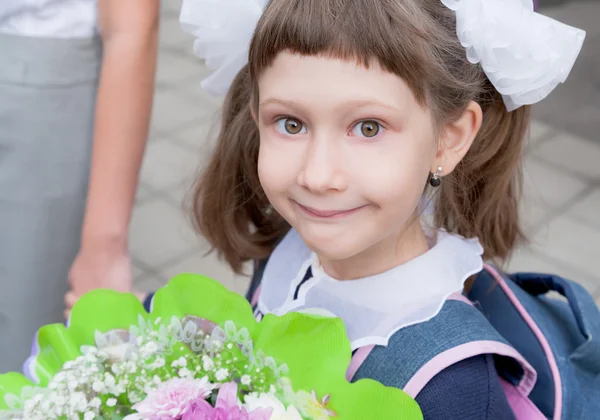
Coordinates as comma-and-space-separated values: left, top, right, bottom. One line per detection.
69, 392, 88, 413
241, 375, 252, 386
179, 368, 192, 378
106, 398, 117, 407
151, 357, 165, 369
215, 368, 229, 381
92, 380, 105, 393
202, 355, 214, 371
89, 398, 101, 410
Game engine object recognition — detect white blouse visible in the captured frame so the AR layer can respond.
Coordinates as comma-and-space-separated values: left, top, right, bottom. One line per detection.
258, 228, 484, 350
0, 0, 98, 38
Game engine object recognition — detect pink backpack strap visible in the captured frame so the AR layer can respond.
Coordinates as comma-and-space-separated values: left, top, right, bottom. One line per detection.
251, 284, 262, 307
483, 264, 563, 420
346, 345, 375, 381
345, 291, 468, 381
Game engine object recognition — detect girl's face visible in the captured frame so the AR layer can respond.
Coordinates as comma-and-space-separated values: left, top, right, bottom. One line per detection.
256, 52, 439, 278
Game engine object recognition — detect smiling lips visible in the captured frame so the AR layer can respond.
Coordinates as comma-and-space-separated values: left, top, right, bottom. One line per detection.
295, 201, 366, 219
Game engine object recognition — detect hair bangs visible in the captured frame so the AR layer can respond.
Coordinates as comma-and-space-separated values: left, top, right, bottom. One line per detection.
248, 0, 439, 103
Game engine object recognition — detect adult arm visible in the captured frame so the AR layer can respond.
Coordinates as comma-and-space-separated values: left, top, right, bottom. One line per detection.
66, 0, 160, 313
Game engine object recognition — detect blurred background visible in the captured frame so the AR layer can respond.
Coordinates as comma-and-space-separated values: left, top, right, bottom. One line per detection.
131, 0, 600, 303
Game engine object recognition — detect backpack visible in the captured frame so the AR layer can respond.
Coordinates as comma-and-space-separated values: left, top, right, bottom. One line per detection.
467, 265, 600, 418
343, 265, 600, 419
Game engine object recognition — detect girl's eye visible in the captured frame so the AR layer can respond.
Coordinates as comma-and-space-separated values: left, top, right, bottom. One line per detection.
352, 120, 382, 138
276, 118, 306, 135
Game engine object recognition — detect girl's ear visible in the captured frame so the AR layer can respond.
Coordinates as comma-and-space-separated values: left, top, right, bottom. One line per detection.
433, 100, 483, 174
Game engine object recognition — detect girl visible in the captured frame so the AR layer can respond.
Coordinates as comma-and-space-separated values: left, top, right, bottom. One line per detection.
0, 0, 159, 373
153, 0, 584, 417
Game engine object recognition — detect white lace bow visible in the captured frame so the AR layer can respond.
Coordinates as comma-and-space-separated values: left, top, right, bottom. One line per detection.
179, 0, 267, 95
179, 0, 585, 111
442, 0, 586, 110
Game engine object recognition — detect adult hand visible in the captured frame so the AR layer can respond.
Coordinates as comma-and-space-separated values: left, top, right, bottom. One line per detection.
64, 239, 133, 319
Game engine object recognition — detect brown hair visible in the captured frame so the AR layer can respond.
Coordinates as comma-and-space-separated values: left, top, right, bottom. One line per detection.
190, 0, 530, 274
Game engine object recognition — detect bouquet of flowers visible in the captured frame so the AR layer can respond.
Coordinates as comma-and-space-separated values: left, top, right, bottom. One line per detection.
0, 275, 422, 419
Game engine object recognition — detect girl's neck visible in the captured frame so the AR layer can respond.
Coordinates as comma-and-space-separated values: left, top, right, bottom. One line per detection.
318, 220, 430, 280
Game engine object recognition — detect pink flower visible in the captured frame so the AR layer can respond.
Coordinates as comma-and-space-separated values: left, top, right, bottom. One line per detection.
183, 382, 273, 420
128, 377, 214, 420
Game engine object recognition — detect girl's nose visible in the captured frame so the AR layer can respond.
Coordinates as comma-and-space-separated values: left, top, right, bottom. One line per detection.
297, 136, 347, 193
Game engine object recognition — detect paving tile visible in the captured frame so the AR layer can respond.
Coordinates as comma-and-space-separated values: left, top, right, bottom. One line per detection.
134, 273, 167, 293
171, 72, 224, 107
519, 198, 552, 236
533, 132, 600, 181
568, 188, 600, 229
165, 179, 194, 207
234, 273, 253, 296
527, 120, 554, 150
150, 90, 211, 134
542, 2, 600, 38
156, 50, 205, 86
159, 250, 249, 293
522, 158, 588, 209
135, 183, 155, 205
557, 104, 600, 145
140, 140, 201, 191
161, 0, 183, 15
508, 247, 598, 295
129, 198, 200, 268
173, 117, 219, 152
132, 263, 145, 279
531, 1, 600, 145
527, 216, 600, 293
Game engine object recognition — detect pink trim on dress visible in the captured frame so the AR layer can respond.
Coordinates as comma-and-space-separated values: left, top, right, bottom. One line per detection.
403, 340, 537, 399
483, 264, 563, 420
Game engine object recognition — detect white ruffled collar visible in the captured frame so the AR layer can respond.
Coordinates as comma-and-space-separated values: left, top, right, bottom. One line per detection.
258, 228, 483, 350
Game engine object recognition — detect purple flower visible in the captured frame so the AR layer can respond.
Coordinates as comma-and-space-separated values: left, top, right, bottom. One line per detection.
183, 382, 273, 420
126, 377, 214, 420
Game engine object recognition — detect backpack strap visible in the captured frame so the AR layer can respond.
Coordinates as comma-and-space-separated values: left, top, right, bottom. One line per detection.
349, 294, 545, 419
247, 258, 269, 306
510, 270, 600, 373
251, 284, 262, 307
348, 293, 536, 395
472, 265, 563, 420
345, 292, 469, 381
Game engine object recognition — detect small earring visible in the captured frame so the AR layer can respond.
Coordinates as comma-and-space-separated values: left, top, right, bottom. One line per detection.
429, 166, 443, 187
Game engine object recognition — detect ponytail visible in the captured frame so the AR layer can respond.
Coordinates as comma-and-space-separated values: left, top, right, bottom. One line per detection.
189, 66, 288, 274
434, 90, 531, 262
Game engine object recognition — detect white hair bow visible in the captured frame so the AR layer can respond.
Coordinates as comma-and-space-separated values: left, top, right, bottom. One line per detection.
179, 0, 267, 96
180, 0, 585, 111
442, 0, 586, 111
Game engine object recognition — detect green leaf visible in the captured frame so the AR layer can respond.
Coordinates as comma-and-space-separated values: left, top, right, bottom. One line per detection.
0, 373, 32, 410
149, 274, 257, 334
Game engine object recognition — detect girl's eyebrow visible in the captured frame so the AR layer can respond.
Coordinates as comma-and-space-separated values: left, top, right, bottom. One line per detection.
259, 98, 302, 108
259, 98, 403, 113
